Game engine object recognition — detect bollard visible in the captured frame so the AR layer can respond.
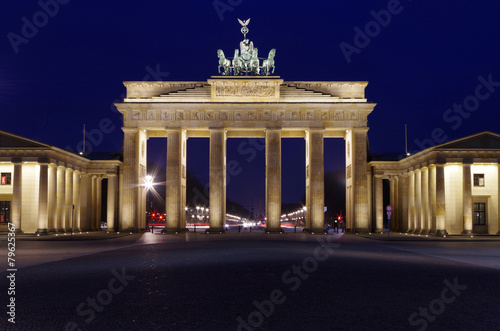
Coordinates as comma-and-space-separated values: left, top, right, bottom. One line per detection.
238, 225, 241, 233
294, 225, 297, 233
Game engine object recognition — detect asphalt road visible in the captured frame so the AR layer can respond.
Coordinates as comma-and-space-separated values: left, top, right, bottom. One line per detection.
1, 232, 499, 331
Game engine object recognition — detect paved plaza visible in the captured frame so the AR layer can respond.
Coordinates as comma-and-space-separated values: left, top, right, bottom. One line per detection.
1, 231, 500, 330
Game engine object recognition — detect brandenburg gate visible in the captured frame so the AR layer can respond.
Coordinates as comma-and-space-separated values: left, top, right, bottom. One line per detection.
115, 76, 375, 233
114, 19, 376, 234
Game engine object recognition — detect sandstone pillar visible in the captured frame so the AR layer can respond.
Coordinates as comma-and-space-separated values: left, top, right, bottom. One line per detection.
428, 165, 437, 234
73, 171, 81, 232
12, 162, 22, 232
462, 163, 473, 234
65, 168, 73, 232
209, 129, 226, 233
435, 164, 448, 236
350, 129, 369, 232
306, 129, 324, 233
120, 128, 138, 231
56, 166, 66, 232
48, 164, 57, 233
421, 167, 429, 234
166, 130, 183, 232
36, 162, 49, 235
415, 169, 422, 233
266, 129, 282, 233
374, 175, 383, 232
107, 175, 117, 231
408, 171, 415, 232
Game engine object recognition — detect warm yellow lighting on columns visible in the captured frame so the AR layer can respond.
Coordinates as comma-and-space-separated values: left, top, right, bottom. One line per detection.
306, 129, 325, 233
120, 128, 138, 231
266, 129, 282, 233
56, 166, 66, 233
350, 129, 369, 232
421, 167, 429, 234
415, 169, 422, 233
428, 165, 437, 234
166, 129, 183, 232
374, 175, 383, 232
11, 161, 22, 232
408, 171, 415, 233
107, 175, 117, 231
209, 128, 226, 233
435, 163, 448, 236
497, 164, 500, 235
47, 164, 57, 233
400, 174, 409, 232
65, 168, 73, 232
95, 176, 102, 230
73, 171, 81, 232
462, 163, 473, 235
36, 162, 49, 235
79, 173, 90, 231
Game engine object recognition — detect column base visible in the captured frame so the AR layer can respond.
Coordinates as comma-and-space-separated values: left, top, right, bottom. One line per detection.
435, 230, 449, 237
206, 227, 225, 234
265, 227, 284, 234
375, 228, 384, 233
303, 228, 328, 234
36, 228, 49, 235
462, 229, 473, 235
162, 227, 187, 234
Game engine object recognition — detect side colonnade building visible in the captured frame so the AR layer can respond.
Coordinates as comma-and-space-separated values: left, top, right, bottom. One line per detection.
0, 131, 121, 234
369, 131, 500, 236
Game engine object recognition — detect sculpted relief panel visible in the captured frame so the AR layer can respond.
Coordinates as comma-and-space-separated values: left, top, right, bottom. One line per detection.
128, 109, 367, 126
215, 85, 275, 97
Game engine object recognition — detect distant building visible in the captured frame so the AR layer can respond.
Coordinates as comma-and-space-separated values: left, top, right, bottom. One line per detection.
369, 131, 500, 235
0, 130, 121, 233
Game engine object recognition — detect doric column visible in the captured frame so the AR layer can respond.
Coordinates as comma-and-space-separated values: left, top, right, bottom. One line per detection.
107, 175, 117, 231
209, 128, 226, 233
390, 177, 397, 230
120, 128, 138, 231
11, 162, 22, 232
266, 129, 282, 233
400, 174, 409, 232
72, 171, 81, 232
349, 129, 369, 232
435, 163, 448, 236
306, 129, 324, 233
421, 167, 429, 234
462, 163, 473, 234
95, 176, 102, 230
91, 176, 97, 231
36, 162, 49, 235
47, 164, 57, 233
166, 129, 182, 232
497, 163, 500, 235
415, 169, 422, 233
374, 175, 383, 232
428, 165, 437, 234
65, 168, 73, 232
56, 166, 66, 232
79, 173, 91, 231
408, 170, 415, 232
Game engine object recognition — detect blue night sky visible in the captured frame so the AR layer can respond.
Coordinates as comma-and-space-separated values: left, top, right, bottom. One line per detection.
1, 0, 500, 208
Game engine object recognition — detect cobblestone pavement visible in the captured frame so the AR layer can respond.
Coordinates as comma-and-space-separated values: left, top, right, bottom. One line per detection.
1, 232, 499, 330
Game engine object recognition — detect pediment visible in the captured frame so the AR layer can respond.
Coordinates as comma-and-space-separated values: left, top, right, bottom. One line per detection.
436, 131, 500, 150
0, 130, 51, 149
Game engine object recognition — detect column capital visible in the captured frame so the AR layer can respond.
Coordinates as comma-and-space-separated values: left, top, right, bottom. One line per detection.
122, 127, 138, 134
